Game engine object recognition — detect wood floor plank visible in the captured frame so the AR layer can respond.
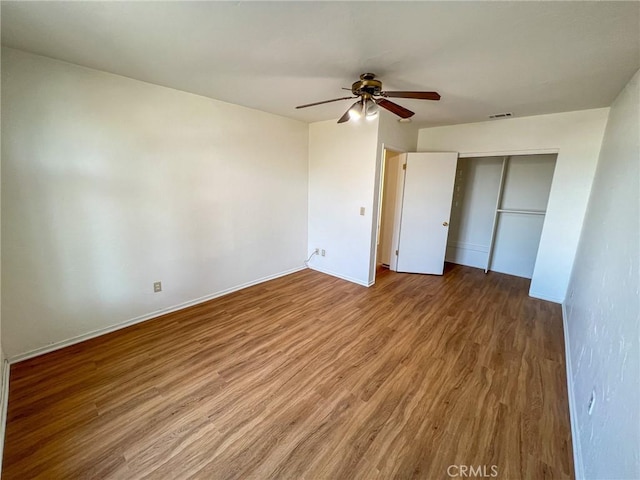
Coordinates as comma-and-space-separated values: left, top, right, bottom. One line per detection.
2, 264, 574, 479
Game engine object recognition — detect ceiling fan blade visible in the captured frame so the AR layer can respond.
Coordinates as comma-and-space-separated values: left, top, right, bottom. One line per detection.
376, 98, 415, 119
381, 91, 441, 101
296, 96, 355, 109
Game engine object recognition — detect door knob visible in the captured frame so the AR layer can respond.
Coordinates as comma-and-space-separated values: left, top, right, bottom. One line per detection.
442, 221, 449, 226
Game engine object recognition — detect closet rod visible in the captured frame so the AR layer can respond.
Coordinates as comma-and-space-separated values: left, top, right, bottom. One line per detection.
497, 209, 546, 215
485, 156, 509, 274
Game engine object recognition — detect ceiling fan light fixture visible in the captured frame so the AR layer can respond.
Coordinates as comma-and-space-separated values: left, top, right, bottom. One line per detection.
348, 101, 363, 120
365, 98, 379, 120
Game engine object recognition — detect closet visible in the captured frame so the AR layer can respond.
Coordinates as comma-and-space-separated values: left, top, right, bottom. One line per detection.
447, 154, 557, 279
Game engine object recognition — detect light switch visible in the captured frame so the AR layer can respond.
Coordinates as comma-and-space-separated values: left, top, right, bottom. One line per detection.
360, 207, 365, 216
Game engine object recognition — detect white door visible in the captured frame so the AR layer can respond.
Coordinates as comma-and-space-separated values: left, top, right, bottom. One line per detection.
396, 152, 458, 275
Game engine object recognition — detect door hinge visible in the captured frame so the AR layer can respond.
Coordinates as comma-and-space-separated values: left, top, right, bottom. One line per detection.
395, 250, 399, 256
402, 163, 406, 170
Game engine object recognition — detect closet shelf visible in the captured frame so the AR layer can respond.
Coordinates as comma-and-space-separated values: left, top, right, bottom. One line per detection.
497, 208, 546, 215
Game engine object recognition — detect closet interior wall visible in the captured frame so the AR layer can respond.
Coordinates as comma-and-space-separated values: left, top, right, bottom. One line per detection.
447, 154, 557, 279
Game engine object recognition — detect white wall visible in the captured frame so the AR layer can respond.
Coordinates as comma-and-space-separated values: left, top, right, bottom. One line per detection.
1, 48, 309, 359
500, 154, 556, 211
417, 108, 609, 302
307, 118, 380, 285
307, 110, 417, 286
564, 70, 639, 480
0, 49, 5, 468
491, 213, 545, 278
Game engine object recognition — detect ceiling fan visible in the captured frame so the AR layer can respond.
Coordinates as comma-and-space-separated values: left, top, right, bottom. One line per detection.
296, 73, 440, 123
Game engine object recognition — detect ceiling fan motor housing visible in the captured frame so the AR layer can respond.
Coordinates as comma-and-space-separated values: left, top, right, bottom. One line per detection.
352, 73, 382, 97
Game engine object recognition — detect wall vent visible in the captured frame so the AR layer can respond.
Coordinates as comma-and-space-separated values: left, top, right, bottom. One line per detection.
489, 112, 513, 119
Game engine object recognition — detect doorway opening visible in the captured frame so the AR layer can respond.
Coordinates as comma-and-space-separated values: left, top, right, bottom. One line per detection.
376, 147, 404, 272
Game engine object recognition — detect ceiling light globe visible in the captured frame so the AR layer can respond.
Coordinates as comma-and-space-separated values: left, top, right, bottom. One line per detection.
365, 99, 379, 120
348, 102, 362, 120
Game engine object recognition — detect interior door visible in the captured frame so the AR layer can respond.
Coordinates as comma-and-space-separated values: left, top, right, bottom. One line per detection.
396, 152, 458, 275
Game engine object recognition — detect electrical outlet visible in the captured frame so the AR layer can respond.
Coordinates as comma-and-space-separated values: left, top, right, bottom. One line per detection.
588, 389, 596, 415
360, 207, 365, 216
321, 249, 326, 257
154, 281, 162, 293
314, 248, 319, 254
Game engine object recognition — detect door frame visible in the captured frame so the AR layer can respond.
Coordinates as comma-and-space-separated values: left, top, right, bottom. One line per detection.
371, 144, 406, 282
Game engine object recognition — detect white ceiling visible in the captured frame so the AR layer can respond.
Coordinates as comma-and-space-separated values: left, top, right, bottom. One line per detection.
1, 1, 639, 126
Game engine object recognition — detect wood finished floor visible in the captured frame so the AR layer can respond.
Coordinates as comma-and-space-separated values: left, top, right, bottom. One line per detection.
3, 265, 573, 479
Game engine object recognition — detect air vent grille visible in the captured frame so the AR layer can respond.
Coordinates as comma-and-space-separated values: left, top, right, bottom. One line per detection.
489, 112, 513, 119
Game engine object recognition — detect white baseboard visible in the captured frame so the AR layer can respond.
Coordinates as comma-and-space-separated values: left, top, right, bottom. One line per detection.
0, 358, 10, 476
562, 303, 584, 480
445, 244, 489, 270
307, 265, 370, 287
529, 290, 563, 304
9, 266, 306, 364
